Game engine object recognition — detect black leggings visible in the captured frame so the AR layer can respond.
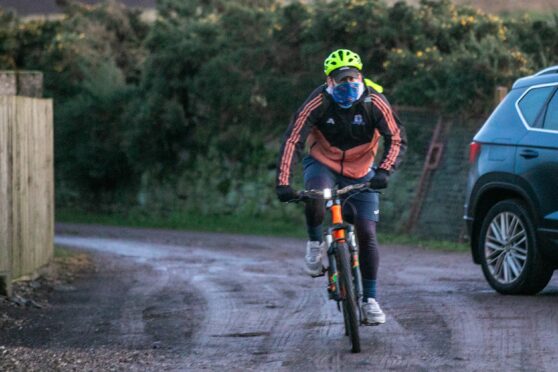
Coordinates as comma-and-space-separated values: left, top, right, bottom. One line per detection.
305, 177, 379, 281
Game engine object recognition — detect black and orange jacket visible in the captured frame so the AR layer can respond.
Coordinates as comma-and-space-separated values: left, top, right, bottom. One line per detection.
276, 84, 407, 186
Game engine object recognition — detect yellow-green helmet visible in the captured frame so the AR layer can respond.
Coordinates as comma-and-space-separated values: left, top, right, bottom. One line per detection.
324, 49, 363, 76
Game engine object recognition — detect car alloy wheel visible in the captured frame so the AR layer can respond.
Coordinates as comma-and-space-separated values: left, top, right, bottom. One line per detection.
479, 199, 553, 294
484, 211, 528, 284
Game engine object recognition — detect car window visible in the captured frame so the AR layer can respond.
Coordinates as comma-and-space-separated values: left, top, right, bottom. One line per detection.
518, 86, 555, 126
542, 91, 558, 131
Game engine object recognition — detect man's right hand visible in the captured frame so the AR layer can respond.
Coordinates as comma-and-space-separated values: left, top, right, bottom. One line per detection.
276, 185, 299, 202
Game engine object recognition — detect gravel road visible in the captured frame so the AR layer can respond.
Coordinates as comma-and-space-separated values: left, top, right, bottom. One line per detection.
2, 223, 558, 371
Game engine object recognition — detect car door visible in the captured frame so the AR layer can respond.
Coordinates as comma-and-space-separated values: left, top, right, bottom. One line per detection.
516, 85, 558, 234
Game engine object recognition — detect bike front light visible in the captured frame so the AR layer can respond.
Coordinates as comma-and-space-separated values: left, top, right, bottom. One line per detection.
323, 188, 332, 199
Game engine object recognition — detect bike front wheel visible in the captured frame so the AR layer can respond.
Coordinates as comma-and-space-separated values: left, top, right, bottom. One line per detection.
335, 243, 361, 353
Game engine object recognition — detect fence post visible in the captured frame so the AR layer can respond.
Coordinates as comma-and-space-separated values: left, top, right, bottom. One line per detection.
0, 71, 50, 297
0, 74, 15, 296
494, 86, 508, 106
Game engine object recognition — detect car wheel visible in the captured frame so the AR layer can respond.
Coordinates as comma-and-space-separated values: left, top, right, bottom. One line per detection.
479, 199, 553, 295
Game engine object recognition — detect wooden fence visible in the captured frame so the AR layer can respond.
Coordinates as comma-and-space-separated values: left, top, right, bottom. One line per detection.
0, 95, 54, 295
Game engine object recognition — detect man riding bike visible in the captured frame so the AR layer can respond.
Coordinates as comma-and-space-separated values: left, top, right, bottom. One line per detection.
276, 49, 407, 325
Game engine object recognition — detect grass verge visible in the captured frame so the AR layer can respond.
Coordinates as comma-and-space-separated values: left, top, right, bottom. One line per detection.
54, 245, 75, 259
56, 208, 468, 252
57, 208, 306, 237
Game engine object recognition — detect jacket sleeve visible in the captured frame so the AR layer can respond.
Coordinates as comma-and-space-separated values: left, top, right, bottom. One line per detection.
370, 93, 407, 173
276, 88, 324, 186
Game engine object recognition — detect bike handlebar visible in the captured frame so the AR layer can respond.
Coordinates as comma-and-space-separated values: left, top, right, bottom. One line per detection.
294, 182, 377, 202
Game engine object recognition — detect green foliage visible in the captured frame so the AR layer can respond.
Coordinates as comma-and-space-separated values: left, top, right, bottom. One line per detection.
2, 0, 558, 237
506, 15, 558, 68
0, 9, 21, 68
0, 1, 147, 206
380, 1, 532, 113
56, 60, 134, 204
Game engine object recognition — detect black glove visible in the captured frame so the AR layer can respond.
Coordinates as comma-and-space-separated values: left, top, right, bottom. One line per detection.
368, 169, 390, 190
276, 185, 299, 202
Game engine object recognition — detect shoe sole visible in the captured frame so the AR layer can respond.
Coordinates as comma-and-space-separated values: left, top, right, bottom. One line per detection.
362, 320, 384, 326
304, 266, 322, 277
362, 315, 386, 326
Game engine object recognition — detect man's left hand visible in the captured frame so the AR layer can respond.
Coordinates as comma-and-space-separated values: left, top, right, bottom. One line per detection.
368, 169, 390, 189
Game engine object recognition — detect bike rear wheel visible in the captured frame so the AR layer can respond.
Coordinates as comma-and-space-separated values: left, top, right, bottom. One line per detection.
336, 243, 361, 353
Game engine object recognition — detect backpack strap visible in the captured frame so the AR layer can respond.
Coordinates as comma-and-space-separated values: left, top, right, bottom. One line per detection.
363, 78, 384, 123
364, 78, 383, 93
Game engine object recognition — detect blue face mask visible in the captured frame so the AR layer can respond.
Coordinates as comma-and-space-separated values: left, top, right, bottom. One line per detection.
332, 81, 362, 108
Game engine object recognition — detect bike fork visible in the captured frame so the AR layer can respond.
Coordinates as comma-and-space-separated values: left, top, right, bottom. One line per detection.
347, 226, 363, 304
324, 232, 340, 301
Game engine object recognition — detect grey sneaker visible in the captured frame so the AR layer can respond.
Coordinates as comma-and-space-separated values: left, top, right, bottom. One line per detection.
361, 298, 386, 325
304, 241, 324, 276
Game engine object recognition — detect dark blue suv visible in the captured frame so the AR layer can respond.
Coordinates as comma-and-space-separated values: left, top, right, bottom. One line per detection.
465, 66, 558, 294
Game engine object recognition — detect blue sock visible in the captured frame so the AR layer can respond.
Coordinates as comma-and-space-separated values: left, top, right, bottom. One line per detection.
307, 224, 323, 242
362, 279, 377, 302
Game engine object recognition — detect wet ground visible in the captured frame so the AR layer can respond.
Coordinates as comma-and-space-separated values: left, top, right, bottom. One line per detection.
2, 223, 558, 371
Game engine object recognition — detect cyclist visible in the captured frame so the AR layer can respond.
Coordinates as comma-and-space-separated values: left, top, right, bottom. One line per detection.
276, 49, 407, 325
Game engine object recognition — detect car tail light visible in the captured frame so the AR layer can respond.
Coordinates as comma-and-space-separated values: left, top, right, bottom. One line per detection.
469, 142, 481, 164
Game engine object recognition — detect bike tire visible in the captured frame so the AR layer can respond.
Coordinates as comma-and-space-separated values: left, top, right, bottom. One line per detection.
335, 243, 361, 353
342, 301, 350, 336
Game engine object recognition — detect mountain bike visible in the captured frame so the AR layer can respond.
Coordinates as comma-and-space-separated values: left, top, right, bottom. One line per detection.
296, 182, 373, 353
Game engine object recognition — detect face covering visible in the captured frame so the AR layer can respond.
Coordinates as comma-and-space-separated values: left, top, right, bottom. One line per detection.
328, 81, 364, 108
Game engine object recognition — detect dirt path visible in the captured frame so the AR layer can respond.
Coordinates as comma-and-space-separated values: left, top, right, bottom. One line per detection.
2, 223, 558, 371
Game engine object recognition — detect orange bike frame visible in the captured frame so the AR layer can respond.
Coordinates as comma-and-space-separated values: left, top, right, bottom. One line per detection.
330, 204, 345, 242
331, 201, 359, 270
